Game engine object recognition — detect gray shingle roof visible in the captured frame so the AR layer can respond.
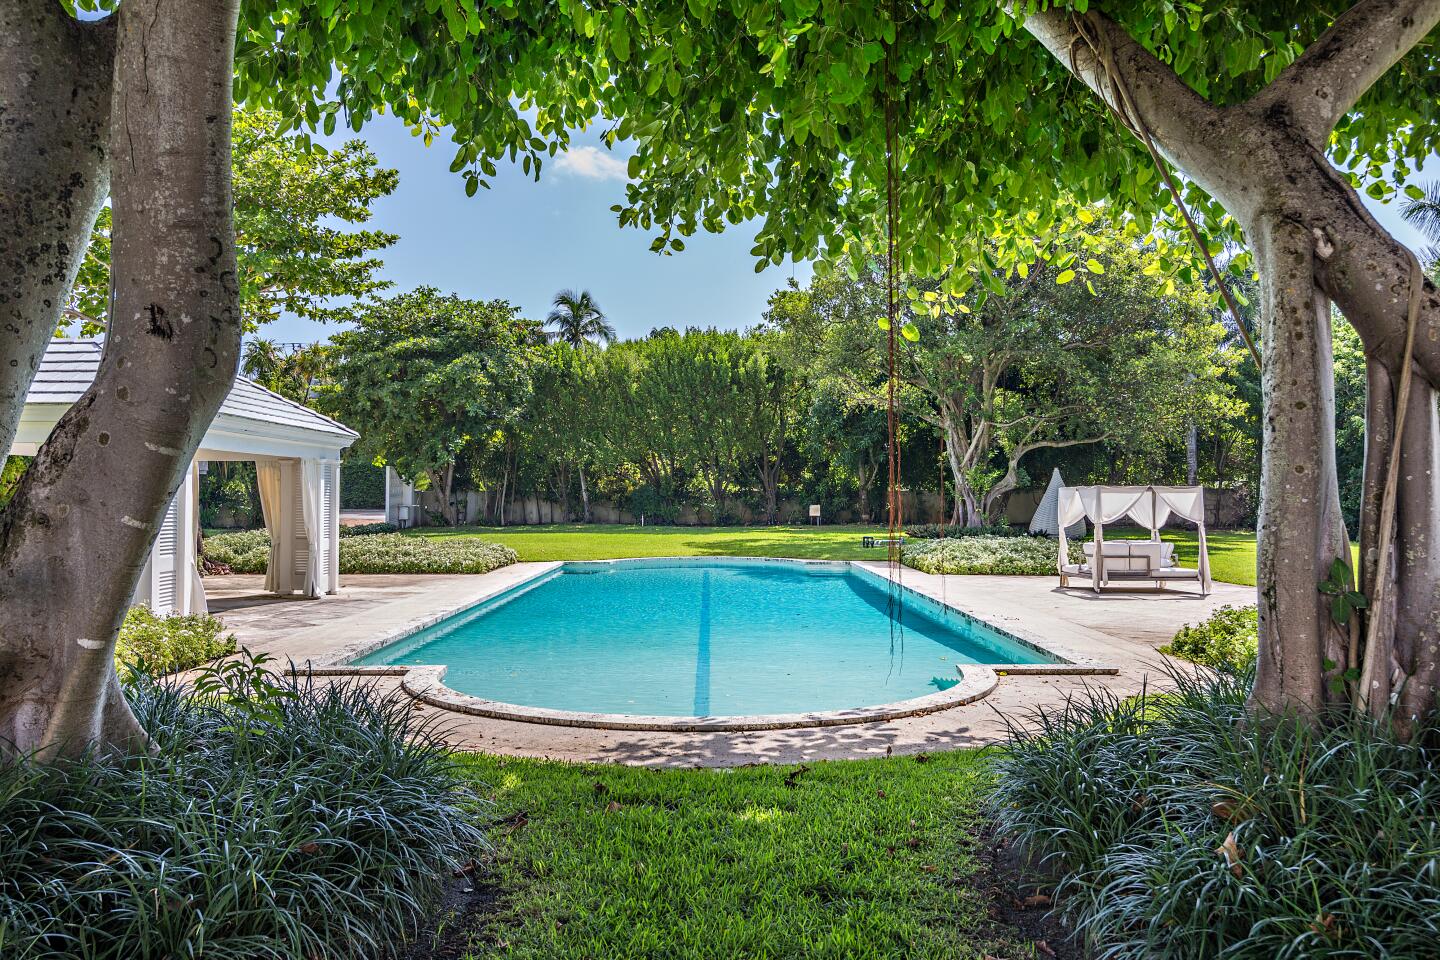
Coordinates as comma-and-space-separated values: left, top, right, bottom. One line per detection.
28, 339, 357, 440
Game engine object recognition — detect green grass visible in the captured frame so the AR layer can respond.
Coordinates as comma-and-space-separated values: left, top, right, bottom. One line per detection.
447, 752, 1031, 960
416, 523, 1270, 585
413, 523, 890, 561
1169, 530, 1258, 586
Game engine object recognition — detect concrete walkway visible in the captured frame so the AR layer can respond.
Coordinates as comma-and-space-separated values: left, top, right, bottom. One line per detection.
205, 565, 1252, 767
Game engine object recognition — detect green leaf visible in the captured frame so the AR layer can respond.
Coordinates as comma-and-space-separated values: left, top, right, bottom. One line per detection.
1405, 183, 1426, 201
1085, 259, 1105, 274
900, 322, 920, 342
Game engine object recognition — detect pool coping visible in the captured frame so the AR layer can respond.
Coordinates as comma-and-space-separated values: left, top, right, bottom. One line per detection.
291, 556, 1119, 732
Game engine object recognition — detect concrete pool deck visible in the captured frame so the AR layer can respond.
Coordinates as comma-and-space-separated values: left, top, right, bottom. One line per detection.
205, 563, 1253, 767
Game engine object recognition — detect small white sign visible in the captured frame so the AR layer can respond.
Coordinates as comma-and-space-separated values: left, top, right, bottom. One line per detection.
809, 504, 821, 518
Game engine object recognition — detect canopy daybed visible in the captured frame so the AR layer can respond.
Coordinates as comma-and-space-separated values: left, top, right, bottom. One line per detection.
1056, 485, 1212, 595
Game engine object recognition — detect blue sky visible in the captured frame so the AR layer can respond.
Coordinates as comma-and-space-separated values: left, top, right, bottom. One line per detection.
265, 113, 1433, 345
268, 117, 811, 344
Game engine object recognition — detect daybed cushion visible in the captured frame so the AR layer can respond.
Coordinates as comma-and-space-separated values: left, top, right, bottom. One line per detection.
1080, 540, 1176, 573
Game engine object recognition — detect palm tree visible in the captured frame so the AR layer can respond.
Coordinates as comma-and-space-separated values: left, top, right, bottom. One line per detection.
545, 289, 616, 347
1400, 180, 1440, 265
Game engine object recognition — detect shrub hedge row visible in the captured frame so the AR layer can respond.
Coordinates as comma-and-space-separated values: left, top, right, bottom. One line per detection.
203, 530, 516, 576
901, 534, 1076, 576
903, 523, 1032, 539
114, 606, 236, 678
1161, 604, 1259, 670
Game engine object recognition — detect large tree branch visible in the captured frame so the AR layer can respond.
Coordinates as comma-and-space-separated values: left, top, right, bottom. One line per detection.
0, 2, 114, 457
1253, 0, 1440, 147
1014, 4, 1229, 181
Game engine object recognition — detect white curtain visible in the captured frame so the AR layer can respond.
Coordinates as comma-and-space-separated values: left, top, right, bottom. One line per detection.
1057, 485, 1211, 593
256, 460, 285, 593
300, 458, 323, 598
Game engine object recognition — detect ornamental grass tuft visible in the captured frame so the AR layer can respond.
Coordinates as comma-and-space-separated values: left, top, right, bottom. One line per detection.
902, 534, 1078, 575
991, 663, 1440, 958
203, 530, 517, 575
0, 665, 488, 959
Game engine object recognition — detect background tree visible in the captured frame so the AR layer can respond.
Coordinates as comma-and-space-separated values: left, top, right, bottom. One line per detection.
545, 289, 616, 347
770, 226, 1235, 525
326, 288, 536, 526
69, 106, 399, 333
242, 339, 335, 405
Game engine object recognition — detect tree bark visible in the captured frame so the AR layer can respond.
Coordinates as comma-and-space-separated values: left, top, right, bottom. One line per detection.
0, 2, 114, 457
1020, 0, 1440, 724
1186, 424, 1199, 486
578, 462, 591, 522
0, 0, 242, 758
1248, 228, 1351, 715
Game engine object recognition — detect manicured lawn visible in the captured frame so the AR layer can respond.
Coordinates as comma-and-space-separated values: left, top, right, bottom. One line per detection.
413, 523, 889, 561
1169, 530, 1258, 587
443, 752, 1040, 960
413, 522, 1268, 586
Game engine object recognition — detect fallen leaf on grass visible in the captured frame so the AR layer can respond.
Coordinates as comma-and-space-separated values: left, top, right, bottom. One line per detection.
1022, 894, 1052, 908
1215, 831, 1244, 877
1035, 940, 1056, 957
605, 800, 623, 813
593, 782, 609, 795
1211, 798, 1253, 823
784, 765, 810, 788
920, 864, 938, 873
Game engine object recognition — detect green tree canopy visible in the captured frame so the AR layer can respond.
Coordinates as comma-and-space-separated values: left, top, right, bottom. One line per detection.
325, 287, 538, 525
68, 106, 399, 332
770, 219, 1238, 523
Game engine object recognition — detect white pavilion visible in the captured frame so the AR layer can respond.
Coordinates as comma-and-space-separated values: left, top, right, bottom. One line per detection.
10, 339, 358, 615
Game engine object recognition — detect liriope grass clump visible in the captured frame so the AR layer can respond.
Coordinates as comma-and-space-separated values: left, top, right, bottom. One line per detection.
0, 665, 488, 959
202, 530, 517, 575
902, 534, 1078, 575
991, 663, 1440, 958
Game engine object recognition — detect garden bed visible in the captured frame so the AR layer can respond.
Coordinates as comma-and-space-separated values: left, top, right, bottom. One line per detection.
902, 535, 1080, 576
203, 530, 517, 575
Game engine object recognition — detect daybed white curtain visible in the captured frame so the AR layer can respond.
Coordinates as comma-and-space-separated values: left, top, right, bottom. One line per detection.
1057, 485, 1211, 594
256, 460, 285, 593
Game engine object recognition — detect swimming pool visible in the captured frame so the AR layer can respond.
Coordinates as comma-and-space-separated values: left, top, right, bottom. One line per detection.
354, 558, 1062, 720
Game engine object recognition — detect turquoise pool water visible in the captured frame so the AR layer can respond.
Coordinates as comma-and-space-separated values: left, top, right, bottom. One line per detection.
356, 559, 1058, 717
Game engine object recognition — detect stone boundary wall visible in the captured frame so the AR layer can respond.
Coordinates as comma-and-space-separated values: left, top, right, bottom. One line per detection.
410, 485, 1253, 530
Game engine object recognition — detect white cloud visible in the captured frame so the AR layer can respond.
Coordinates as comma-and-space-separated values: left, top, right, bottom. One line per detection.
552, 146, 629, 182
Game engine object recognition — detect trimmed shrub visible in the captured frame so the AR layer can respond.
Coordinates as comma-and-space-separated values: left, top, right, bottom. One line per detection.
902, 535, 1077, 575
203, 528, 271, 573
114, 606, 236, 677
201, 531, 517, 575
338, 533, 516, 574
0, 665, 488, 959
1160, 604, 1258, 669
991, 665, 1440, 959
339, 521, 399, 537
904, 523, 1030, 539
